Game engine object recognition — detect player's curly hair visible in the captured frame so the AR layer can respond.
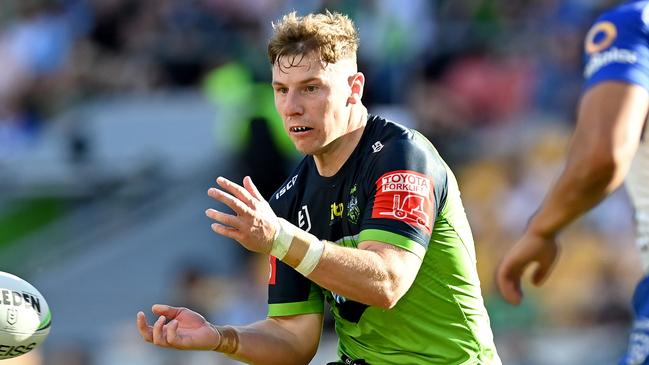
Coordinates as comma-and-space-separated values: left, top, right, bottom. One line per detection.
268, 10, 359, 69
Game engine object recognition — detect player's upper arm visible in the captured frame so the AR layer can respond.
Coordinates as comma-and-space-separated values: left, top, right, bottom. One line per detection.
579, 8, 649, 167
358, 240, 423, 297
360, 138, 447, 254
576, 81, 648, 170
354, 137, 444, 302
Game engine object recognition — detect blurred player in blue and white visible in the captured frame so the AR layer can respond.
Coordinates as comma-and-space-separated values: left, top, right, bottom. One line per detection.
497, 1, 649, 364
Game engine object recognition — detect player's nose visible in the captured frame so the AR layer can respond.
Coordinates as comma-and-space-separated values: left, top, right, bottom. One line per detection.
283, 90, 304, 117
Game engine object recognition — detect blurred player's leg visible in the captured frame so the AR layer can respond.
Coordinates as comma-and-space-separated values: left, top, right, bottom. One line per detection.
621, 275, 649, 365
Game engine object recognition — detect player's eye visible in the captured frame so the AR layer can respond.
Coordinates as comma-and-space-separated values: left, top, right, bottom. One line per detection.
305, 85, 318, 93
275, 87, 288, 94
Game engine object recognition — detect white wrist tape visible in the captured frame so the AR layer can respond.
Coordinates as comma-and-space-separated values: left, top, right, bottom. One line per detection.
270, 218, 324, 276
270, 218, 293, 260
294, 239, 324, 276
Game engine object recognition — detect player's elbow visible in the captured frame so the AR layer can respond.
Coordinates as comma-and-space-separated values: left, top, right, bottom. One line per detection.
578, 131, 637, 186
370, 288, 398, 310
373, 277, 410, 310
585, 154, 616, 180
581, 149, 629, 189
360, 244, 421, 309
379, 293, 402, 310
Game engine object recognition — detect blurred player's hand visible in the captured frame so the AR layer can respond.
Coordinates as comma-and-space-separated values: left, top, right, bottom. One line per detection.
496, 231, 560, 305
206, 176, 278, 254
137, 304, 220, 350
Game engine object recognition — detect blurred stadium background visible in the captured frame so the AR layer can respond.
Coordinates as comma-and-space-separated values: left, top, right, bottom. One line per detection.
0, 0, 641, 364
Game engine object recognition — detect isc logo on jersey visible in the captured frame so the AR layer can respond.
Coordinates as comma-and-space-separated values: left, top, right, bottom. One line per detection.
584, 20, 638, 78
275, 175, 298, 200
372, 170, 434, 234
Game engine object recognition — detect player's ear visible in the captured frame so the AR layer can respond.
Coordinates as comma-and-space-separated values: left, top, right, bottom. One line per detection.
347, 72, 365, 105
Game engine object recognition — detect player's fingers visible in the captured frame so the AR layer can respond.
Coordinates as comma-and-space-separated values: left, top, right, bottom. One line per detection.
496, 259, 523, 305
216, 176, 256, 207
166, 319, 179, 346
152, 315, 169, 347
137, 312, 153, 342
207, 188, 249, 216
211, 222, 243, 241
243, 176, 265, 201
498, 277, 522, 305
205, 209, 241, 229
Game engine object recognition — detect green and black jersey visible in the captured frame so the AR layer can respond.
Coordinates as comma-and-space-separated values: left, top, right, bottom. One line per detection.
268, 115, 500, 364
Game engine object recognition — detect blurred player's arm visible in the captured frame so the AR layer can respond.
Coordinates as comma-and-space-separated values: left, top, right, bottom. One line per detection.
497, 81, 649, 304
527, 81, 648, 237
138, 304, 322, 365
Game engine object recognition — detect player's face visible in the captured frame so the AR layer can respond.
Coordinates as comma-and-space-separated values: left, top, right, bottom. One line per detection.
272, 52, 356, 156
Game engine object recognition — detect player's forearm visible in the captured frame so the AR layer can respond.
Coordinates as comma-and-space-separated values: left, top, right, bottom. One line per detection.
307, 242, 408, 309
271, 219, 418, 309
220, 318, 317, 365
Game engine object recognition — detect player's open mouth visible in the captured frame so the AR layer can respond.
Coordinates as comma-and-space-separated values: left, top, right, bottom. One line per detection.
290, 126, 313, 133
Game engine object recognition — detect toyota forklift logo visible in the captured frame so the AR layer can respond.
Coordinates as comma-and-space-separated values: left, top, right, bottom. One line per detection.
372, 170, 434, 233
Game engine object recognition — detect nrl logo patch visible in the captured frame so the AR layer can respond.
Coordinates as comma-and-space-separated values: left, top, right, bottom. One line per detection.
298, 205, 311, 232
6, 308, 17, 326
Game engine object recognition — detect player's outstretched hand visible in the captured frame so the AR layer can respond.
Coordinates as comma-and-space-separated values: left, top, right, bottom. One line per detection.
137, 304, 220, 351
206, 176, 278, 254
496, 231, 560, 305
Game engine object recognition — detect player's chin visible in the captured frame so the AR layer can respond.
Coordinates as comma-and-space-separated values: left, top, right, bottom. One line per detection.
293, 142, 320, 156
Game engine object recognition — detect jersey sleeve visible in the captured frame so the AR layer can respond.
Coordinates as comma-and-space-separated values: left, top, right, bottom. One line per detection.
266, 177, 324, 317
583, 5, 649, 91
267, 256, 324, 316
358, 138, 447, 259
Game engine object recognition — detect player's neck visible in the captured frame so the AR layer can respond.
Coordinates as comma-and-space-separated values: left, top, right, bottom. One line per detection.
314, 106, 368, 177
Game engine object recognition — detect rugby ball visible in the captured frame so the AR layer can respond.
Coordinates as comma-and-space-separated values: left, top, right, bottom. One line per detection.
0, 272, 51, 359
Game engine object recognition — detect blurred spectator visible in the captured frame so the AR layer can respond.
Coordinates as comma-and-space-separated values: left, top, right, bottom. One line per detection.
0, 0, 80, 157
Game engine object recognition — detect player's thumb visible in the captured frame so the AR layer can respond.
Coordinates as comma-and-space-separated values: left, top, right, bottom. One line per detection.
152, 304, 178, 317
531, 262, 552, 286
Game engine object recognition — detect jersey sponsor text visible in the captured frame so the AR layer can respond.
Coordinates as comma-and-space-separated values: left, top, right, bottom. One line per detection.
584, 47, 638, 78
380, 171, 431, 195
372, 170, 434, 233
